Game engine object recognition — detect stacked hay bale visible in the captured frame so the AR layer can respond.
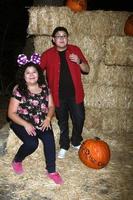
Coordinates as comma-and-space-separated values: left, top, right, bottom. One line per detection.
28, 7, 133, 143
7, 7, 133, 156
1, 8, 132, 200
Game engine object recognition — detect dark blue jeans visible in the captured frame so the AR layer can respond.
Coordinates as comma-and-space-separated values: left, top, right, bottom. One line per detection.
10, 123, 56, 173
55, 98, 85, 150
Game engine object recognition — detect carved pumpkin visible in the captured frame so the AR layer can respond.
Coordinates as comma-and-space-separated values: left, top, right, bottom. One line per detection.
78, 137, 111, 169
66, 0, 87, 12
124, 15, 133, 36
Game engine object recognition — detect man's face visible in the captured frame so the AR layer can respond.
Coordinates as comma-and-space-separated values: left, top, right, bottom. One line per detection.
52, 31, 68, 51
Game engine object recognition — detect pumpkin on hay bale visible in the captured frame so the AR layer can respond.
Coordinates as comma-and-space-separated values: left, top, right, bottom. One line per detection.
78, 137, 111, 169
124, 14, 133, 36
66, 0, 87, 12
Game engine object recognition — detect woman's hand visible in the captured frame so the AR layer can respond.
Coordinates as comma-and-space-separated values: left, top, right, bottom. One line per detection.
40, 117, 51, 131
24, 123, 36, 136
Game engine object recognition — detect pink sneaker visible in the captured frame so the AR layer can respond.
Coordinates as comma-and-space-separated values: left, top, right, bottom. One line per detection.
12, 161, 24, 174
47, 172, 64, 185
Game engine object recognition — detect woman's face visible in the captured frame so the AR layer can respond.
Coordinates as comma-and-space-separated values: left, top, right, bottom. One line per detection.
52, 31, 68, 51
24, 66, 39, 85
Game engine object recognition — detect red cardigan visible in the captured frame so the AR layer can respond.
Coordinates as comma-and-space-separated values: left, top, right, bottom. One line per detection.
40, 44, 88, 107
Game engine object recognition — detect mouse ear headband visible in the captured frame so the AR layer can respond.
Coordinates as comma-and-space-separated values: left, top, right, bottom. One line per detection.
17, 53, 41, 66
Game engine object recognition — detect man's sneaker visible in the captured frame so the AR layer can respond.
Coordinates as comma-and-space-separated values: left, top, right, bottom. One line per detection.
71, 144, 81, 150
47, 172, 64, 185
58, 148, 67, 159
12, 161, 24, 174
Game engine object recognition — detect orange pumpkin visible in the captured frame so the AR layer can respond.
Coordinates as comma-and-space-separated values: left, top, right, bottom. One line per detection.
78, 137, 111, 169
124, 15, 133, 36
66, 0, 87, 12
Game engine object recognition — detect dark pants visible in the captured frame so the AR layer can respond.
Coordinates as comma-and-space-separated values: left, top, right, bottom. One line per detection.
55, 98, 85, 150
10, 123, 56, 173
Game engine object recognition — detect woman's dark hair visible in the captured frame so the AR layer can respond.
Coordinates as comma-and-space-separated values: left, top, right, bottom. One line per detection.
16, 62, 46, 97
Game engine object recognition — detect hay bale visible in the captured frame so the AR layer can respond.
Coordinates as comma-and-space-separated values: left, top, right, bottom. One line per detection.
96, 63, 133, 88
6, 128, 22, 155
105, 36, 133, 66
6, 118, 60, 156
28, 8, 130, 36
28, 6, 73, 36
71, 11, 130, 37
34, 36, 52, 53
0, 123, 10, 155
28, 7, 39, 35
27, 6, 133, 161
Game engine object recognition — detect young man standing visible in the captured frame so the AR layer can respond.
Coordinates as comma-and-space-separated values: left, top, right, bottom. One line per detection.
40, 26, 90, 158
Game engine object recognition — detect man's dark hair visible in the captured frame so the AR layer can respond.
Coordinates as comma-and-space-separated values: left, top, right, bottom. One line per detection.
52, 26, 69, 37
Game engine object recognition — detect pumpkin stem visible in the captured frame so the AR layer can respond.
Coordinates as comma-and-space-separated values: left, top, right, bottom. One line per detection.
94, 137, 100, 140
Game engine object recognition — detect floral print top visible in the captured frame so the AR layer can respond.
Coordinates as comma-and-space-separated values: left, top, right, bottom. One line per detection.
12, 84, 50, 129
